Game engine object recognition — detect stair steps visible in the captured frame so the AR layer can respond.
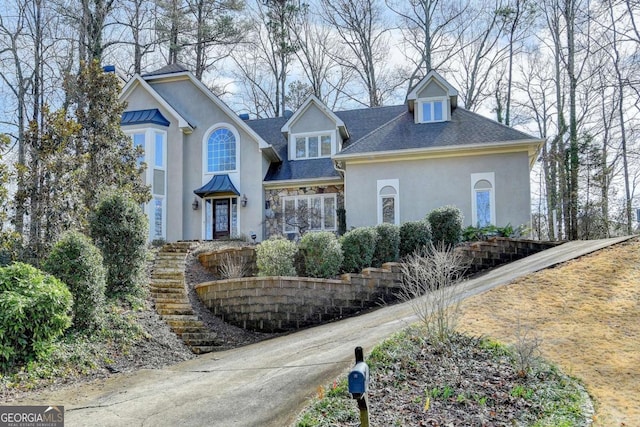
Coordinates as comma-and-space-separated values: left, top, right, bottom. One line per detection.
149, 242, 219, 354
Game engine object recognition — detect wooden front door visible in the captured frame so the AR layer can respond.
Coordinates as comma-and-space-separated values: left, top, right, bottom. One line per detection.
213, 199, 230, 239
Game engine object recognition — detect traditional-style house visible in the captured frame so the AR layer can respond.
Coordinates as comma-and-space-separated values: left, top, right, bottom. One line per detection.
119, 65, 542, 242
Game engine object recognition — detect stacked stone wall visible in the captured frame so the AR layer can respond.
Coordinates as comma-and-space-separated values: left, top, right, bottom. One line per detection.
457, 237, 563, 274
195, 263, 402, 332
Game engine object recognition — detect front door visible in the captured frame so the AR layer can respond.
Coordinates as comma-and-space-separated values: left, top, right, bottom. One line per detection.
213, 199, 230, 239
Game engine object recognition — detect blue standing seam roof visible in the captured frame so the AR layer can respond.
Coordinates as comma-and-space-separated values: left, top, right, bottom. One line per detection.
194, 174, 240, 197
121, 109, 170, 127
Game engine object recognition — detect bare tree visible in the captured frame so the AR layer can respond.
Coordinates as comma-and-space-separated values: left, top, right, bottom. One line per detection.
398, 244, 468, 345
449, 1, 510, 112
321, 0, 399, 107
385, 0, 467, 91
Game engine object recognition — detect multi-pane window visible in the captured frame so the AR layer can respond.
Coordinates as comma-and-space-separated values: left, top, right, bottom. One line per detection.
282, 194, 337, 233
129, 130, 167, 240
293, 134, 332, 159
419, 99, 446, 123
207, 127, 236, 172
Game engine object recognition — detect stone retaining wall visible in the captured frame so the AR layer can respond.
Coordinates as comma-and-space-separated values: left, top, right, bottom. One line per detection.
195, 263, 403, 332
197, 246, 257, 278
457, 237, 563, 274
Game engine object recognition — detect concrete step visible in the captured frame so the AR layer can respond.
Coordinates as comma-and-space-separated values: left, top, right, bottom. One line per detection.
150, 291, 186, 300
150, 279, 185, 289
156, 306, 195, 316
153, 296, 189, 304
190, 345, 221, 355
170, 324, 207, 335
161, 314, 200, 322
150, 270, 185, 280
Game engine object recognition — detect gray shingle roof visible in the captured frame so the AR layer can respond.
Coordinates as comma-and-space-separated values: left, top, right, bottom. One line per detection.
246, 105, 538, 182
142, 64, 190, 77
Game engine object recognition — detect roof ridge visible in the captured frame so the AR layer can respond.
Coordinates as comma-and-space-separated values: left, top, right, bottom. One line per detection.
340, 109, 406, 153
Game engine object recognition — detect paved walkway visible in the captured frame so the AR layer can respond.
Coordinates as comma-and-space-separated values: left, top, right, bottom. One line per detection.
16, 236, 633, 426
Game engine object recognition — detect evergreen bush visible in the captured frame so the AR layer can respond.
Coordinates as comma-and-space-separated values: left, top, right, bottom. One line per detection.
298, 232, 343, 278
372, 223, 400, 267
43, 231, 106, 331
340, 227, 378, 273
399, 220, 432, 258
427, 206, 463, 248
256, 236, 298, 276
0, 263, 72, 370
89, 192, 148, 298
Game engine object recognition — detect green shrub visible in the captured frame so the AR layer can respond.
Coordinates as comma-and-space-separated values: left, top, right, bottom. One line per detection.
372, 223, 400, 267
399, 220, 432, 257
340, 227, 377, 273
427, 206, 463, 248
256, 236, 298, 276
0, 263, 72, 370
43, 231, 106, 331
298, 232, 343, 278
89, 192, 148, 298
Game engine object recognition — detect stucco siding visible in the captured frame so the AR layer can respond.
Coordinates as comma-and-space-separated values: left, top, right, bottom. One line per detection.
344, 152, 531, 229
290, 103, 336, 134
417, 80, 447, 99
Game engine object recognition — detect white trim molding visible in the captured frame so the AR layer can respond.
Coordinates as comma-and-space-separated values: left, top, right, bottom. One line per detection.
377, 179, 400, 225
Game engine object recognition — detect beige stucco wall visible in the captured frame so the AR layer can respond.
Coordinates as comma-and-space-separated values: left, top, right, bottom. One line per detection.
417, 80, 447, 99
344, 151, 532, 229
289, 103, 336, 134
123, 77, 270, 242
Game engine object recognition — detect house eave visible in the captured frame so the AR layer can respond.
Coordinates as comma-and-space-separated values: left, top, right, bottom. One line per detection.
334, 139, 544, 167
263, 176, 344, 190
120, 75, 194, 134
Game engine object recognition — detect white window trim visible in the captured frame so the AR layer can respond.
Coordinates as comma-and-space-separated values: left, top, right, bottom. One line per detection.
125, 128, 167, 241
471, 172, 496, 227
377, 179, 400, 225
289, 130, 336, 160
415, 97, 449, 124
281, 194, 338, 234
202, 123, 240, 175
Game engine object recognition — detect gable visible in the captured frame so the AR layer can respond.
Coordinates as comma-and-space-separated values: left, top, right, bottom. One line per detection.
416, 79, 448, 99
289, 103, 336, 134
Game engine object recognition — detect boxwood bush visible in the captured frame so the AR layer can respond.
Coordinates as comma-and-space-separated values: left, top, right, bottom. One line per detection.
372, 223, 400, 267
89, 192, 148, 298
0, 263, 72, 370
427, 206, 463, 248
399, 220, 432, 258
256, 236, 298, 276
43, 231, 106, 332
340, 227, 378, 273
298, 232, 343, 278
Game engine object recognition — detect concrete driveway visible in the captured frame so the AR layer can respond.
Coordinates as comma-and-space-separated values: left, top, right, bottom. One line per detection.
16, 236, 632, 426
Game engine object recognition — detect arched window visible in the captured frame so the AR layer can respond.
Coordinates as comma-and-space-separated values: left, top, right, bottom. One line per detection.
471, 173, 495, 227
206, 127, 236, 173
377, 179, 399, 225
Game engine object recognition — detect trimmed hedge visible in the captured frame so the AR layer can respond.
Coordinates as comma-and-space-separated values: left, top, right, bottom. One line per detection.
372, 223, 400, 267
427, 205, 463, 248
89, 192, 148, 298
340, 227, 377, 273
256, 236, 298, 276
0, 263, 72, 370
43, 231, 106, 331
298, 232, 343, 278
399, 220, 432, 257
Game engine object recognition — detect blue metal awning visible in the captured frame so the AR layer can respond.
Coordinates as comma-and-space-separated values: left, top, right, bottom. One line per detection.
121, 109, 170, 127
194, 175, 240, 198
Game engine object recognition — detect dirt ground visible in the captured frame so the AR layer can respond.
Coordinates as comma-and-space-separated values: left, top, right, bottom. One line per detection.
458, 238, 640, 427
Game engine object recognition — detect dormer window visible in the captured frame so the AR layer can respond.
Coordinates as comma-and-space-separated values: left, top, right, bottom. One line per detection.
292, 132, 334, 160
417, 97, 448, 123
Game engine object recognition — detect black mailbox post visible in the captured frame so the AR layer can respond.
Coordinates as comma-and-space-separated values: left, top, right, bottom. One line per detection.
348, 346, 370, 427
